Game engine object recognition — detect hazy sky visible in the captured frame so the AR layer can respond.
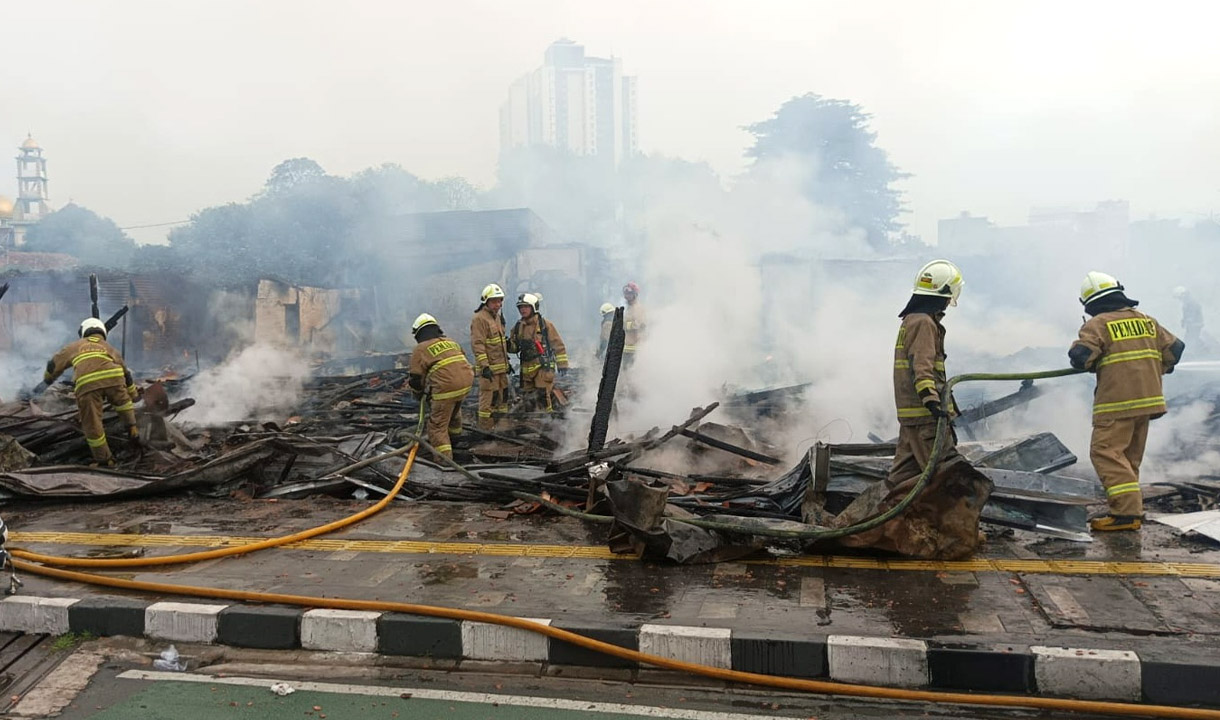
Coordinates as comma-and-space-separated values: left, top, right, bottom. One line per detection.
2, 0, 1218, 245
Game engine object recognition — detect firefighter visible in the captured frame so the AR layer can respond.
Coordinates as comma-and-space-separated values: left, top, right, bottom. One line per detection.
888, 260, 966, 492
470, 284, 511, 429
1172, 286, 1204, 349
1070, 272, 1185, 531
507, 292, 569, 412
42, 318, 140, 467
622, 282, 646, 364
596, 302, 615, 360
407, 313, 474, 459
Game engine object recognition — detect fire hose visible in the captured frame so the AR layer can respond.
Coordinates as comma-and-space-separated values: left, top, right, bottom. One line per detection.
18, 367, 1220, 719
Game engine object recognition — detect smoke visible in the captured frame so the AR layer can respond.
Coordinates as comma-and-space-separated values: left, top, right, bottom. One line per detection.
0, 318, 75, 401
179, 343, 311, 425
594, 155, 894, 447
1144, 399, 1220, 483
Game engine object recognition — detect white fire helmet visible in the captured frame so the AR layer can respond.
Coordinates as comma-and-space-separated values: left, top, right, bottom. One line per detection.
911, 260, 964, 306
79, 318, 107, 338
411, 313, 438, 335
480, 284, 506, 302
1079, 271, 1123, 306
517, 293, 540, 312
599, 302, 615, 316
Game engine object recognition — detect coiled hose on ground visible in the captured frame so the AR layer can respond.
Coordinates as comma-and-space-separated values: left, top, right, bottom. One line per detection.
20, 367, 1220, 719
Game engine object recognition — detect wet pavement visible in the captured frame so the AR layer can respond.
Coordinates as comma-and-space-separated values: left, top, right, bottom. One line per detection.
6, 497, 1220, 652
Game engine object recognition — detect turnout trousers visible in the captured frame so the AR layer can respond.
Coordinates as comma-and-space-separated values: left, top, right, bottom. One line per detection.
1090, 416, 1149, 517
427, 387, 471, 459
78, 385, 137, 463
476, 373, 509, 430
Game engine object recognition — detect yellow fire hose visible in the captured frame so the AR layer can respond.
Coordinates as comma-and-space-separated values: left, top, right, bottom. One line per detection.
11, 558, 1219, 720
10, 443, 420, 569
9, 382, 1220, 718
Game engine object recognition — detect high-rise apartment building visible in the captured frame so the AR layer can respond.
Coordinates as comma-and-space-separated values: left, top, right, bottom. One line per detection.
500, 39, 638, 165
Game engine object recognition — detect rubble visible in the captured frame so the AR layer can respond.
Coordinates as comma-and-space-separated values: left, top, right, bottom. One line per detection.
7, 308, 1217, 564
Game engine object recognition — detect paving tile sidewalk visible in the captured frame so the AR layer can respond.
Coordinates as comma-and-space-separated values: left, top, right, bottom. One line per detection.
4, 498, 1220, 705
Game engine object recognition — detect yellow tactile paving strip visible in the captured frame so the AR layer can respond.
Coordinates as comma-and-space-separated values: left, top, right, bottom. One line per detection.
11, 531, 1220, 577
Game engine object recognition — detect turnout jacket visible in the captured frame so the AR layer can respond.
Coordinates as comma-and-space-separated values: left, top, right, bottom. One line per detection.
408, 336, 474, 400
1069, 308, 1183, 421
893, 313, 955, 427
469, 306, 510, 376
508, 315, 568, 378
45, 335, 136, 396
623, 302, 646, 355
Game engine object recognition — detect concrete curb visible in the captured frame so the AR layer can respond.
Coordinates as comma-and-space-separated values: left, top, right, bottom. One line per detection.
8, 594, 1217, 706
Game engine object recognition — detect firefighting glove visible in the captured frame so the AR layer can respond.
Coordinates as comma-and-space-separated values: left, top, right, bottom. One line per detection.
924, 399, 947, 419
481, 366, 493, 381
128, 425, 141, 441
558, 367, 568, 377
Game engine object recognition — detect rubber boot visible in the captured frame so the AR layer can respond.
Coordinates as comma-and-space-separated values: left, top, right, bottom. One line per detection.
1090, 515, 1142, 532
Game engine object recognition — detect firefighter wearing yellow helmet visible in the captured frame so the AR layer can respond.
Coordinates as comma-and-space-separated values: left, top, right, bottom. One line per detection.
42, 318, 141, 467
1069, 272, 1185, 531
407, 313, 474, 459
508, 292, 569, 413
470, 284, 510, 429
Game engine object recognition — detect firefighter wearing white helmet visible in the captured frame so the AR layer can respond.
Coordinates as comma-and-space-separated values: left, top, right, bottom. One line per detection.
508, 292, 569, 413
1069, 272, 1185, 531
597, 303, 616, 360
470, 283, 511, 429
890, 260, 963, 478
842, 259, 982, 556
41, 318, 141, 467
912, 259, 965, 306
407, 313, 474, 459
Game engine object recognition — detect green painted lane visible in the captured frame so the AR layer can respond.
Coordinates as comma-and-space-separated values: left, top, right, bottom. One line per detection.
82, 681, 635, 719
80, 673, 782, 720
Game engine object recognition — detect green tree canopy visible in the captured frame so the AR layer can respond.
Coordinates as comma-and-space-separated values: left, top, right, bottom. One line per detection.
22, 203, 137, 267
746, 93, 908, 248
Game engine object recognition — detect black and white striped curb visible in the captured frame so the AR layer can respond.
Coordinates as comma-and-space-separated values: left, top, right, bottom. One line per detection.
3, 595, 1216, 706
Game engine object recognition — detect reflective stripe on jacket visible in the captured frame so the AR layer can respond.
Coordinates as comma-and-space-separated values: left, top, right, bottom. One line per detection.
508, 315, 568, 379
1070, 308, 1180, 421
623, 302, 646, 354
470, 307, 510, 375
892, 313, 955, 427
409, 336, 474, 399
45, 336, 132, 395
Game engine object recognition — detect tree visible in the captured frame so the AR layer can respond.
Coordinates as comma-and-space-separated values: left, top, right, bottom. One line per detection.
263, 157, 328, 195
433, 176, 481, 211
166, 158, 483, 286
745, 94, 908, 249
22, 203, 137, 267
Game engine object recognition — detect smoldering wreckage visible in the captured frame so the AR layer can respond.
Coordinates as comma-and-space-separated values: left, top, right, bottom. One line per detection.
0, 274, 1217, 581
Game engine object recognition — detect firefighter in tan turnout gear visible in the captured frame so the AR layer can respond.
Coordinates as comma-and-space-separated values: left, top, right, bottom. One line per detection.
840, 259, 987, 559
508, 293, 569, 412
596, 302, 615, 360
470, 284, 511, 429
1070, 272, 1185, 532
622, 282, 646, 364
42, 318, 140, 467
407, 313, 474, 460
889, 260, 967, 490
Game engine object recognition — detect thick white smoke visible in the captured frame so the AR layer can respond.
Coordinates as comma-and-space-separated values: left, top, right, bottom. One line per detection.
0, 319, 75, 401
179, 343, 311, 425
